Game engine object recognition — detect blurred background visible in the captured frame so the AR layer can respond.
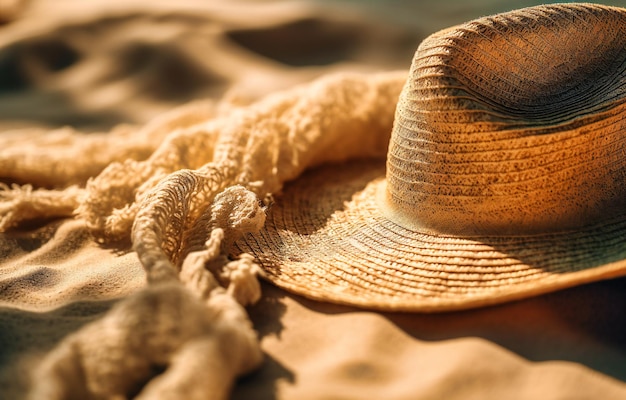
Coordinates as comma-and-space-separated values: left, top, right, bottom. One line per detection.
1, 0, 625, 132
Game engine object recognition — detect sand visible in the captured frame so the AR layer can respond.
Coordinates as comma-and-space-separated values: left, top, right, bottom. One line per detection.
1, 0, 626, 399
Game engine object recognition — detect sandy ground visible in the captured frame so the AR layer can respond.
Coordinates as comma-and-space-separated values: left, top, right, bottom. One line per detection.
1, 0, 626, 399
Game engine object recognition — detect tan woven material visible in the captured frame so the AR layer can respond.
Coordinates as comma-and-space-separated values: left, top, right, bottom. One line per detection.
0, 2, 408, 396
234, 3, 626, 311
0, 71, 406, 397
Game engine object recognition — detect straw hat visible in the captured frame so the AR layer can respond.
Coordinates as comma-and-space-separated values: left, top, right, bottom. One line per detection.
234, 3, 626, 311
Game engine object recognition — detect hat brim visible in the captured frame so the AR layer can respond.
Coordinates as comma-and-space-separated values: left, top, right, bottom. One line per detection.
233, 160, 626, 312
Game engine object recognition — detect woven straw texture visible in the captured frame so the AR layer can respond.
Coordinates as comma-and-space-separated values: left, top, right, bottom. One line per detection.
234, 3, 626, 311
235, 161, 626, 311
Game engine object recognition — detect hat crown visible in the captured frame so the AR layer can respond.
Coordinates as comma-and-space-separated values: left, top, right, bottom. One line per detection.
384, 3, 626, 235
